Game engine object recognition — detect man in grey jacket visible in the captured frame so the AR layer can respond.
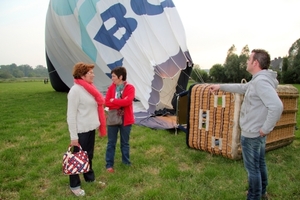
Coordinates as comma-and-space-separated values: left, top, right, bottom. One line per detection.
209, 49, 283, 200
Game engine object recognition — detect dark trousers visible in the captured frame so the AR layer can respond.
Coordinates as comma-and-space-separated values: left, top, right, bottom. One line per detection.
69, 130, 95, 189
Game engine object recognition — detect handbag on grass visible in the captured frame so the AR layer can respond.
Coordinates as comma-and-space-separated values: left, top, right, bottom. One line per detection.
62, 145, 90, 175
106, 109, 124, 126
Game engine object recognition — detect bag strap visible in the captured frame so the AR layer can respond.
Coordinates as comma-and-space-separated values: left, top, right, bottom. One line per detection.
67, 144, 82, 152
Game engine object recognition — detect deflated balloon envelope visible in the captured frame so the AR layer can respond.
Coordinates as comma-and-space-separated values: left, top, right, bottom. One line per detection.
45, 0, 193, 128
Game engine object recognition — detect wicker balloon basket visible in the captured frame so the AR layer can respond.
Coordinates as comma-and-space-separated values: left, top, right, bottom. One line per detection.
186, 84, 299, 160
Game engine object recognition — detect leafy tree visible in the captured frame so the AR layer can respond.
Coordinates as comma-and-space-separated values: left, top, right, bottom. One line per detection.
281, 57, 289, 83
198, 69, 210, 83
288, 38, 300, 64
34, 65, 48, 77
209, 64, 227, 83
282, 57, 288, 72
282, 69, 296, 84
224, 45, 240, 82
239, 45, 251, 81
19, 64, 34, 77
0, 71, 13, 79
12, 69, 24, 78
9, 63, 18, 74
0, 63, 17, 74
223, 45, 251, 83
0, 63, 48, 79
190, 64, 210, 83
286, 38, 300, 83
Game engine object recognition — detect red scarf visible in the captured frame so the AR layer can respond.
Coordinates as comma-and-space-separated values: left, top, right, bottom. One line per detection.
74, 79, 106, 137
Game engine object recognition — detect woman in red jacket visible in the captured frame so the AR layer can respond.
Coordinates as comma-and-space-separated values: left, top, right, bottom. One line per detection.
105, 66, 135, 173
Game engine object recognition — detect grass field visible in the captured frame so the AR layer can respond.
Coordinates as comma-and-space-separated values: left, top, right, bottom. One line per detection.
0, 82, 299, 200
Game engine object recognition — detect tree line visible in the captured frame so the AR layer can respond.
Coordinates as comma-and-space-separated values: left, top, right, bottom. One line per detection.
191, 38, 300, 84
1, 38, 299, 84
0, 64, 48, 79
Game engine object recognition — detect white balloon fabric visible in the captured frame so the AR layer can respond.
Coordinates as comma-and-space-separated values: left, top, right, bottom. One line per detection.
45, 0, 193, 129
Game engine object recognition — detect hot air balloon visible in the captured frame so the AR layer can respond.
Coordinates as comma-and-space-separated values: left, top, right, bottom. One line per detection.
45, 0, 193, 129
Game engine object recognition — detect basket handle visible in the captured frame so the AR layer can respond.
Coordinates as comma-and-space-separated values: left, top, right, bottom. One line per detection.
241, 78, 247, 84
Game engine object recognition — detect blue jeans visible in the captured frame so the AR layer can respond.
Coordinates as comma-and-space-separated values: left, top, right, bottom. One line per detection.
241, 135, 268, 200
105, 125, 132, 168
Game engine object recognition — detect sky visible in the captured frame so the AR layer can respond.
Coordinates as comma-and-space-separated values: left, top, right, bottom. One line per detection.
0, 0, 300, 69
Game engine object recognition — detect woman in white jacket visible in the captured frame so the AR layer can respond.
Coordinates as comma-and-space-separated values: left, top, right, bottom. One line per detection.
67, 62, 106, 196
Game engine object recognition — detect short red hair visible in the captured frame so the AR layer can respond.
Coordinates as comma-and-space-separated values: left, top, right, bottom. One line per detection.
72, 62, 94, 79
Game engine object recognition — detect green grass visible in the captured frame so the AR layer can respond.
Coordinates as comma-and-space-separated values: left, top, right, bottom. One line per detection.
0, 82, 299, 200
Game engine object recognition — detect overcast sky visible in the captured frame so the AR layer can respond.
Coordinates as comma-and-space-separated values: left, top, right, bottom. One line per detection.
0, 0, 300, 69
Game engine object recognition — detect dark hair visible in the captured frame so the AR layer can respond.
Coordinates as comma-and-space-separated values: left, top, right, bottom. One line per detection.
251, 49, 270, 70
111, 66, 127, 81
72, 62, 94, 79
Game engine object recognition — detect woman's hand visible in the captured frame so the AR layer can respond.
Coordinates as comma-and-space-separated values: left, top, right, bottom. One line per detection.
70, 139, 79, 147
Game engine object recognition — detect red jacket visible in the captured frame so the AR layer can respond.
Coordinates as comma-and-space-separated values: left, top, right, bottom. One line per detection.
105, 82, 135, 126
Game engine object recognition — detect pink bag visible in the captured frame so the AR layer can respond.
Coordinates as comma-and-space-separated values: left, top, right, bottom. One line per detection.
62, 145, 90, 175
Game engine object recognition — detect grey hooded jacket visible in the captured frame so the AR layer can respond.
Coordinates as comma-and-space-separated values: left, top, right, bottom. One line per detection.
220, 70, 283, 138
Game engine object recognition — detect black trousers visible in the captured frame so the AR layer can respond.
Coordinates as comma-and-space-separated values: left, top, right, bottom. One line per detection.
69, 130, 95, 188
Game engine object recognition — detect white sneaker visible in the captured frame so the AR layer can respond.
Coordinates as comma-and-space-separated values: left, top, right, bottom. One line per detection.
71, 188, 85, 196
